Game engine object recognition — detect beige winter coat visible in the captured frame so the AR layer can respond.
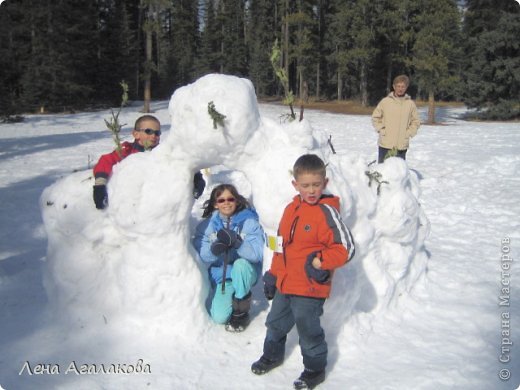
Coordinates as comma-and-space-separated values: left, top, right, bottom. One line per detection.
371, 93, 421, 150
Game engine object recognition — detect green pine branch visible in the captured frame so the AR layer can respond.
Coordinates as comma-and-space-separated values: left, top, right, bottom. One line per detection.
104, 81, 129, 157
270, 39, 296, 121
365, 169, 388, 196
384, 147, 398, 160
208, 101, 226, 129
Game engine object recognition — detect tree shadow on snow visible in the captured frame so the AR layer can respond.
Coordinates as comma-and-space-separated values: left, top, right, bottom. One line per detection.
418, 105, 467, 125
0, 173, 64, 387
0, 128, 135, 163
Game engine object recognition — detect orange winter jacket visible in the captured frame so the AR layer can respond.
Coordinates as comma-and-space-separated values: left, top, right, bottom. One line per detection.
269, 194, 355, 298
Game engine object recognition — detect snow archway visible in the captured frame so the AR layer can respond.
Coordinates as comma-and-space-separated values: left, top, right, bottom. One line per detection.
40, 74, 429, 343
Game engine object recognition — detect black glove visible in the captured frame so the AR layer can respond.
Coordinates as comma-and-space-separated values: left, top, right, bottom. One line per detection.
93, 185, 108, 210
217, 228, 243, 249
193, 171, 206, 199
210, 240, 228, 256
263, 271, 277, 300
305, 252, 330, 284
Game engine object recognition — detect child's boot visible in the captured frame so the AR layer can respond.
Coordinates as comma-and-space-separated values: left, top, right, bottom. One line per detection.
251, 355, 284, 375
225, 292, 251, 332
293, 368, 325, 389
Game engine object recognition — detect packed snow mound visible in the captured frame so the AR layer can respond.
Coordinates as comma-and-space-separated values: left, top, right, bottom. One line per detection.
40, 74, 430, 343
166, 74, 261, 168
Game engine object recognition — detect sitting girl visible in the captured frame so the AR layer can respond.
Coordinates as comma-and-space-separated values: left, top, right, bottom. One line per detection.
193, 184, 264, 332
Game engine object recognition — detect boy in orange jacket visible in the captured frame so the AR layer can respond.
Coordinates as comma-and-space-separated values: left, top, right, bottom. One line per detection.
251, 154, 355, 389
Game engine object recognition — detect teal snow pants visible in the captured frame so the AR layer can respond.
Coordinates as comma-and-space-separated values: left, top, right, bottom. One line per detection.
210, 258, 257, 324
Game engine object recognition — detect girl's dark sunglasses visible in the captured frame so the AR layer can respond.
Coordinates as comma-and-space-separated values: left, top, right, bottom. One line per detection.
216, 197, 236, 204
137, 128, 161, 136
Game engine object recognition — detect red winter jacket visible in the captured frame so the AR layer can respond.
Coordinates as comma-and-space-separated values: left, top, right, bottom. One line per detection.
269, 195, 355, 298
93, 141, 145, 185
93, 141, 207, 198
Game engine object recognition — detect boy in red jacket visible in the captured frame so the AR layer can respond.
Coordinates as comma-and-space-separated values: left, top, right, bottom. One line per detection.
93, 114, 205, 209
251, 154, 355, 389
93, 115, 162, 209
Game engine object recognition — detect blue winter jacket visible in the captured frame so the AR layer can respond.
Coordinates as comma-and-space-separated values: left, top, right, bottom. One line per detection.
193, 208, 264, 284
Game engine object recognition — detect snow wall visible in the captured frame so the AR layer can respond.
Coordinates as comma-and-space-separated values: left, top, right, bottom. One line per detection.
40, 73, 430, 344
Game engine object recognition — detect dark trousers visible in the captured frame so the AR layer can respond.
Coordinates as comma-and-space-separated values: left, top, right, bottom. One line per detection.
378, 146, 407, 163
263, 292, 327, 372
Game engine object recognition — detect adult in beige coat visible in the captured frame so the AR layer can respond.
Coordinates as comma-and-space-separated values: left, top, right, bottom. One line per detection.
372, 75, 421, 163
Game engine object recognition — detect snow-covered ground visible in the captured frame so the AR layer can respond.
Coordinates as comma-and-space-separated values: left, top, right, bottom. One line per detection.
0, 74, 519, 390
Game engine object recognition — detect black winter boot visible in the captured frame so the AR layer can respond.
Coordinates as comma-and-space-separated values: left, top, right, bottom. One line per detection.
293, 368, 326, 389
225, 292, 252, 332
251, 355, 284, 375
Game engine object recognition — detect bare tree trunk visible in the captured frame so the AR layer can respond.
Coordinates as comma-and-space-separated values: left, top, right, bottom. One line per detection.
337, 70, 342, 101
278, 9, 283, 97
316, 0, 322, 101
155, 20, 160, 76
316, 62, 320, 100
220, 26, 224, 73
428, 89, 436, 124
284, 0, 289, 80
143, 19, 152, 112
386, 62, 392, 94
298, 68, 303, 99
220, 1, 225, 73
360, 62, 368, 107
302, 80, 309, 104
136, 5, 143, 100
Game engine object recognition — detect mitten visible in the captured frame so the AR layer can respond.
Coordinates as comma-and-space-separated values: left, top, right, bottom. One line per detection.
210, 240, 228, 256
217, 228, 243, 249
193, 172, 206, 199
305, 252, 330, 284
93, 185, 108, 210
263, 271, 277, 300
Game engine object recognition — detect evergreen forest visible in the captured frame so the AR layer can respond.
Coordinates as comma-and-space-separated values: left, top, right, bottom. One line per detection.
0, 0, 518, 120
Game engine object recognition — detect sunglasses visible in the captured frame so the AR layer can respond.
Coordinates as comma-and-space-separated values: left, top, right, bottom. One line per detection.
136, 128, 161, 136
216, 197, 236, 204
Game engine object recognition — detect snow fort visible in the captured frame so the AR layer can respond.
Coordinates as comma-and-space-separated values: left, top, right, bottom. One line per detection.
40, 73, 430, 345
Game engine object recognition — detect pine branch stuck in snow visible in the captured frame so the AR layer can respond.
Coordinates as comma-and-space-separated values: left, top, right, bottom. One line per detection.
384, 147, 398, 160
270, 39, 295, 121
208, 101, 226, 129
365, 169, 388, 196
104, 81, 129, 156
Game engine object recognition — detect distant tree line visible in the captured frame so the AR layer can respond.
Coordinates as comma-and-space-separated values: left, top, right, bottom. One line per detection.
0, 0, 518, 120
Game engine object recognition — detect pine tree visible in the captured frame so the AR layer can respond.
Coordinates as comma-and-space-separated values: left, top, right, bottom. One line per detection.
166, 0, 198, 90
59, 0, 99, 106
313, 0, 331, 100
196, 0, 220, 75
290, 0, 315, 100
408, 0, 462, 123
0, 1, 24, 118
215, 0, 248, 76
462, 0, 520, 119
272, 0, 320, 100
157, 0, 198, 96
140, 0, 171, 112
374, 0, 419, 95
324, 0, 348, 100
96, 0, 137, 105
3, 0, 516, 122
17, 0, 99, 112
327, 0, 378, 105
247, 0, 278, 96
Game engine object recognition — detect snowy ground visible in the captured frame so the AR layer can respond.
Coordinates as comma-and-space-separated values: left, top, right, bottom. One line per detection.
0, 93, 519, 390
